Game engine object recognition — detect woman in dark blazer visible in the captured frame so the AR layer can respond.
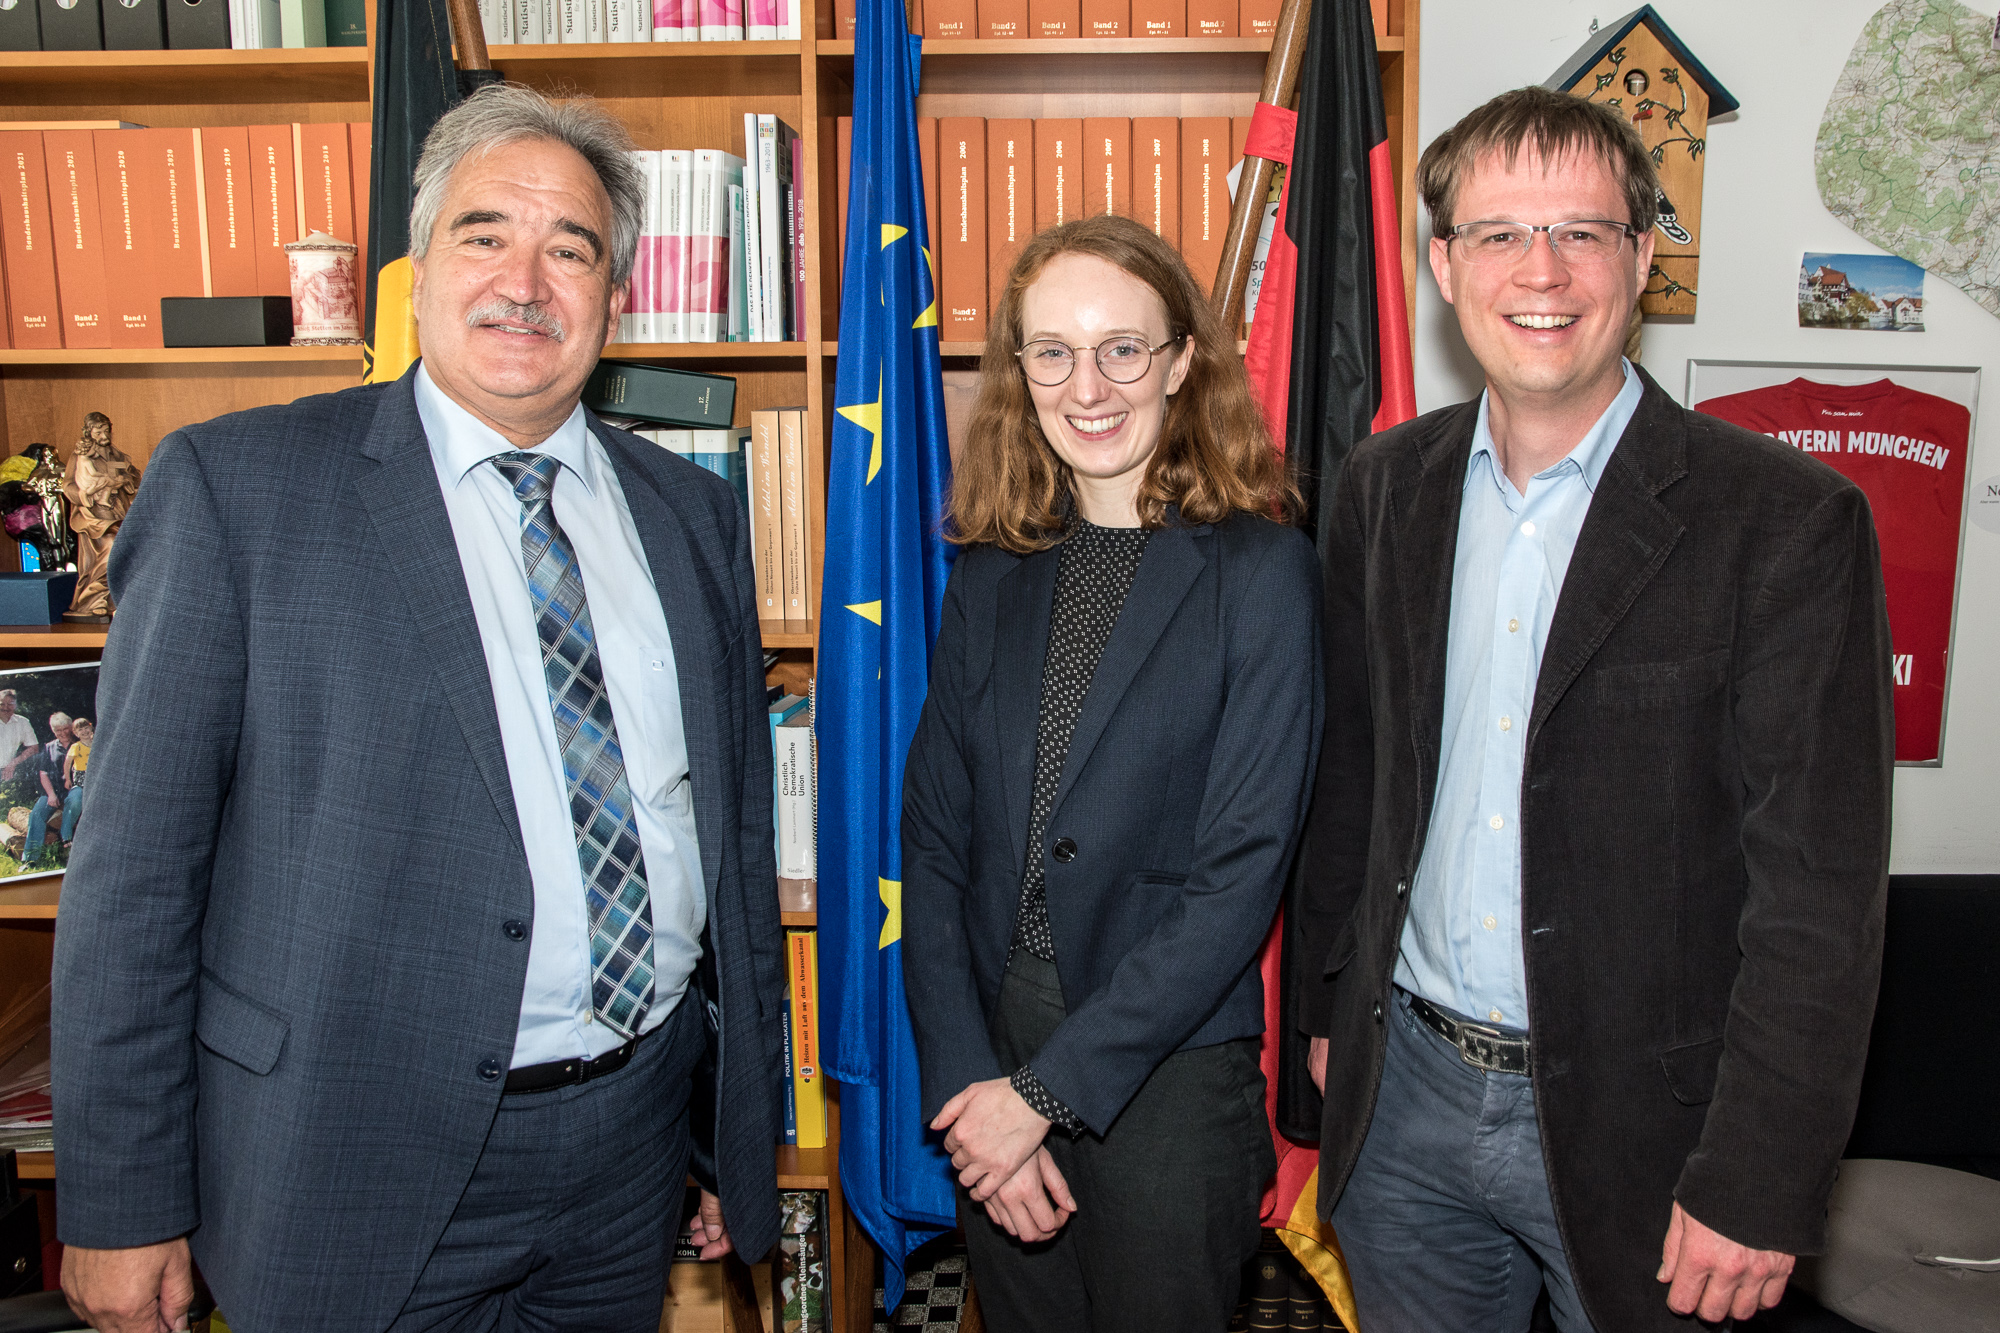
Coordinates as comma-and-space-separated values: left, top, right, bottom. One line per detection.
901, 213, 1324, 1332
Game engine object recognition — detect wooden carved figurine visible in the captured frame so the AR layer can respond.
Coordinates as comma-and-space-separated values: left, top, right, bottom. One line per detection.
62, 413, 140, 624
1546, 5, 1739, 316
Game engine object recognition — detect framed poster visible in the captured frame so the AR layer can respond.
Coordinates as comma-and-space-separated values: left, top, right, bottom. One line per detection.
0, 661, 100, 882
1686, 361, 1977, 766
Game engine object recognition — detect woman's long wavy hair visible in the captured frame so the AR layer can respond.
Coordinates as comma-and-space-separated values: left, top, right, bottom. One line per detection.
946, 213, 1298, 552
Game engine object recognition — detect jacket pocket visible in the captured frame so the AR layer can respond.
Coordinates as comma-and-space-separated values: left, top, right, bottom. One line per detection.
195, 971, 291, 1076
1589, 648, 1730, 703
1322, 921, 1358, 978
1658, 1036, 1723, 1106
1132, 872, 1188, 889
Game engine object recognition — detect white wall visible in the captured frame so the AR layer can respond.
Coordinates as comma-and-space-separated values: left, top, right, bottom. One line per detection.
1415, 0, 2000, 874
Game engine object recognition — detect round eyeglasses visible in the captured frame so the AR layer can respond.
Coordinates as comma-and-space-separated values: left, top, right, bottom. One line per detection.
1016, 334, 1184, 387
1447, 219, 1638, 267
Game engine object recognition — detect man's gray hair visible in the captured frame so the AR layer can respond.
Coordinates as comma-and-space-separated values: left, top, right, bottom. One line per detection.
408, 83, 645, 289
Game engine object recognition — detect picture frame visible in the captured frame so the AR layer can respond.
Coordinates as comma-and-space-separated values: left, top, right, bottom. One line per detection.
1685, 360, 1979, 767
0, 660, 101, 882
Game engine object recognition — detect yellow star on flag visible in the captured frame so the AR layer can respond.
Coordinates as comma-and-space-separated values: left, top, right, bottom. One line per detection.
914, 247, 939, 329
836, 371, 885, 484
879, 877, 902, 948
845, 600, 882, 624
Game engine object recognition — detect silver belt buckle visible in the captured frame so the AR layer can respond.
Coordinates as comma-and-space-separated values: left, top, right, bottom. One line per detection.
1455, 1021, 1529, 1075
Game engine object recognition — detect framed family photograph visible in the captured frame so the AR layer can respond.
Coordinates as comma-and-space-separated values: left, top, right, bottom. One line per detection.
0, 661, 101, 882
1686, 360, 1979, 766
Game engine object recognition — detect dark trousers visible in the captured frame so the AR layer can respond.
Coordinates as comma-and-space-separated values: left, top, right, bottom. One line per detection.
961, 951, 1275, 1333
386, 998, 703, 1333
1331, 989, 1596, 1333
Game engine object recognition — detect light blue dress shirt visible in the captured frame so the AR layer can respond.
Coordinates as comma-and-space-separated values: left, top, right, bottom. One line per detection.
416, 365, 705, 1067
1394, 360, 1642, 1031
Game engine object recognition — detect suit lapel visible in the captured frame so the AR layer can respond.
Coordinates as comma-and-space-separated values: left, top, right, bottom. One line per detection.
1388, 403, 1476, 818
355, 372, 523, 851
598, 422, 727, 903
1048, 522, 1205, 820
1530, 373, 1688, 737
994, 546, 1058, 878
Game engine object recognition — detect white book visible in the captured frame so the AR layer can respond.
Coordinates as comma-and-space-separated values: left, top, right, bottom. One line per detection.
689, 150, 744, 341
539, 0, 560, 42
556, 0, 582, 40
605, 0, 639, 40
726, 183, 747, 341
756, 115, 795, 342
478, 0, 515, 42
278, 0, 324, 46
252, 0, 282, 46
660, 429, 696, 456
777, 0, 797, 40
773, 716, 815, 879
661, 150, 692, 342
515, 0, 543, 42
229, 0, 247, 47
740, 114, 765, 340
585, 0, 605, 40
634, 151, 663, 342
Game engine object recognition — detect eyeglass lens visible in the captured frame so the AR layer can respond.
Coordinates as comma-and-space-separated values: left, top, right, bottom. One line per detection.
1454, 221, 1630, 266
1019, 336, 1164, 386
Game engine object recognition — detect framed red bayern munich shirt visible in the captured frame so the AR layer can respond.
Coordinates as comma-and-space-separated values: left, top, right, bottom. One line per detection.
1688, 360, 1980, 765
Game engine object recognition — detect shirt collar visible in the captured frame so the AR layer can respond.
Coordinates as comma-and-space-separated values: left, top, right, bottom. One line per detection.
414, 361, 595, 496
1466, 357, 1641, 496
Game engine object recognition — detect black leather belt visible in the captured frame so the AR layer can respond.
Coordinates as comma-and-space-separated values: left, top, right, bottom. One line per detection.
1406, 991, 1532, 1076
504, 1028, 647, 1095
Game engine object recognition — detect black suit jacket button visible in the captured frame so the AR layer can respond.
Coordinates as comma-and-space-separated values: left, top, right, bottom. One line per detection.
1052, 837, 1077, 863
502, 919, 527, 942
1373, 1001, 1384, 1024
1395, 879, 1408, 898
477, 1059, 504, 1082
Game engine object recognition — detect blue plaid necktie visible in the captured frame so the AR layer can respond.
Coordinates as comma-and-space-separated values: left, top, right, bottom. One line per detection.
492, 451, 655, 1038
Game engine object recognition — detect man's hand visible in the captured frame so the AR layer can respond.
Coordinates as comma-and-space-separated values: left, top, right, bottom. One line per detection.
686, 1189, 733, 1261
1309, 1036, 1328, 1093
980, 1148, 1076, 1245
931, 1077, 1052, 1202
1658, 1201, 1794, 1322
62, 1237, 194, 1333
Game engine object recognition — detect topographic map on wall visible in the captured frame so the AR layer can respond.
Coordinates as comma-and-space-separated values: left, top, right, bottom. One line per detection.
1816, 0, 2000, 318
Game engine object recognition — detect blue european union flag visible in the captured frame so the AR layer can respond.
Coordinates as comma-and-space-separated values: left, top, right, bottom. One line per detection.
817, 0, 956, 1305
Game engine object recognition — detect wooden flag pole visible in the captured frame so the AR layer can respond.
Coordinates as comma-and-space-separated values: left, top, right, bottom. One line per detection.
444, 0, 493, 69
1211, 0, 1313, 333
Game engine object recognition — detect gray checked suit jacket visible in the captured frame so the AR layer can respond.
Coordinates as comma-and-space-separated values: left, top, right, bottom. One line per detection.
49, 368, 785, 1332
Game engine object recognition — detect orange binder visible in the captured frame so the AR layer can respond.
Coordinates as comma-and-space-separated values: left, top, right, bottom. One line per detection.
91, 130, 160, 348
123, 128, 206, 302
1129, 0, 1179, 37
1240, 0, 1276, 35
923, 0, 973, 37
1133, 117, 1178, 247
1083, 117, 1128, 219
1028, 0, 1075, 37
42, 130, 111, 348
1032, 119, 1082, 232
986, 119, 1032, 316
1179, 117, 1228, 298
1187, 0, 1232, 36
976, 0, 1024, 39
198, 125, 258, 299
0, 131, 64, 348
245, 124, 300, 299
938, 117, 986, 343
1080, 0, 1124, 36
296, 122, 356, 243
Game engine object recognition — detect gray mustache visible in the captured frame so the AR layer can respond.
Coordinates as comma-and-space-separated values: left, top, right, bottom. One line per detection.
464, 300, 567, 343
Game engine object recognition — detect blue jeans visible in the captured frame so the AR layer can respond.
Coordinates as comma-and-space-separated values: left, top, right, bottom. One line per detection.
60, 785, 83, 843
1332, 989, 1597, 1333
24, 794, 58, 864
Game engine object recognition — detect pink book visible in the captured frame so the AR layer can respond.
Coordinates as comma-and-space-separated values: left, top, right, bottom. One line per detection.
746, 0, 775, 37
651, 0, 681, 39
680, 0, 698, 40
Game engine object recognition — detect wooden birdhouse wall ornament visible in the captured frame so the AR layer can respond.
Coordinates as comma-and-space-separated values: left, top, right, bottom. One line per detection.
1546, 6, 1738, 317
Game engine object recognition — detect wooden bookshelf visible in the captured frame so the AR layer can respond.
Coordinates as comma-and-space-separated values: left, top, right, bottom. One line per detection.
0, 5, 1420, 1325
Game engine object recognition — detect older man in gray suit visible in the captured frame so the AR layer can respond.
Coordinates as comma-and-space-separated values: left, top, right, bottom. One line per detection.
51, 84, 784, 1332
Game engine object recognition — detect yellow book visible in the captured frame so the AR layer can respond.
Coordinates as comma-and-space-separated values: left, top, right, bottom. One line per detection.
748, 408, 785, 624
776, 407, 813, 634
786, 928, 826, 1149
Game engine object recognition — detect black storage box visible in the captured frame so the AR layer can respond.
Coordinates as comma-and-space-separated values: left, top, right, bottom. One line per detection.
161, 295, 293, 348
163, 0, 225, 48
35, 0, 99, 47
0, 0, 43, 51
102, 0, 165, 46
0, 572, 76, 625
